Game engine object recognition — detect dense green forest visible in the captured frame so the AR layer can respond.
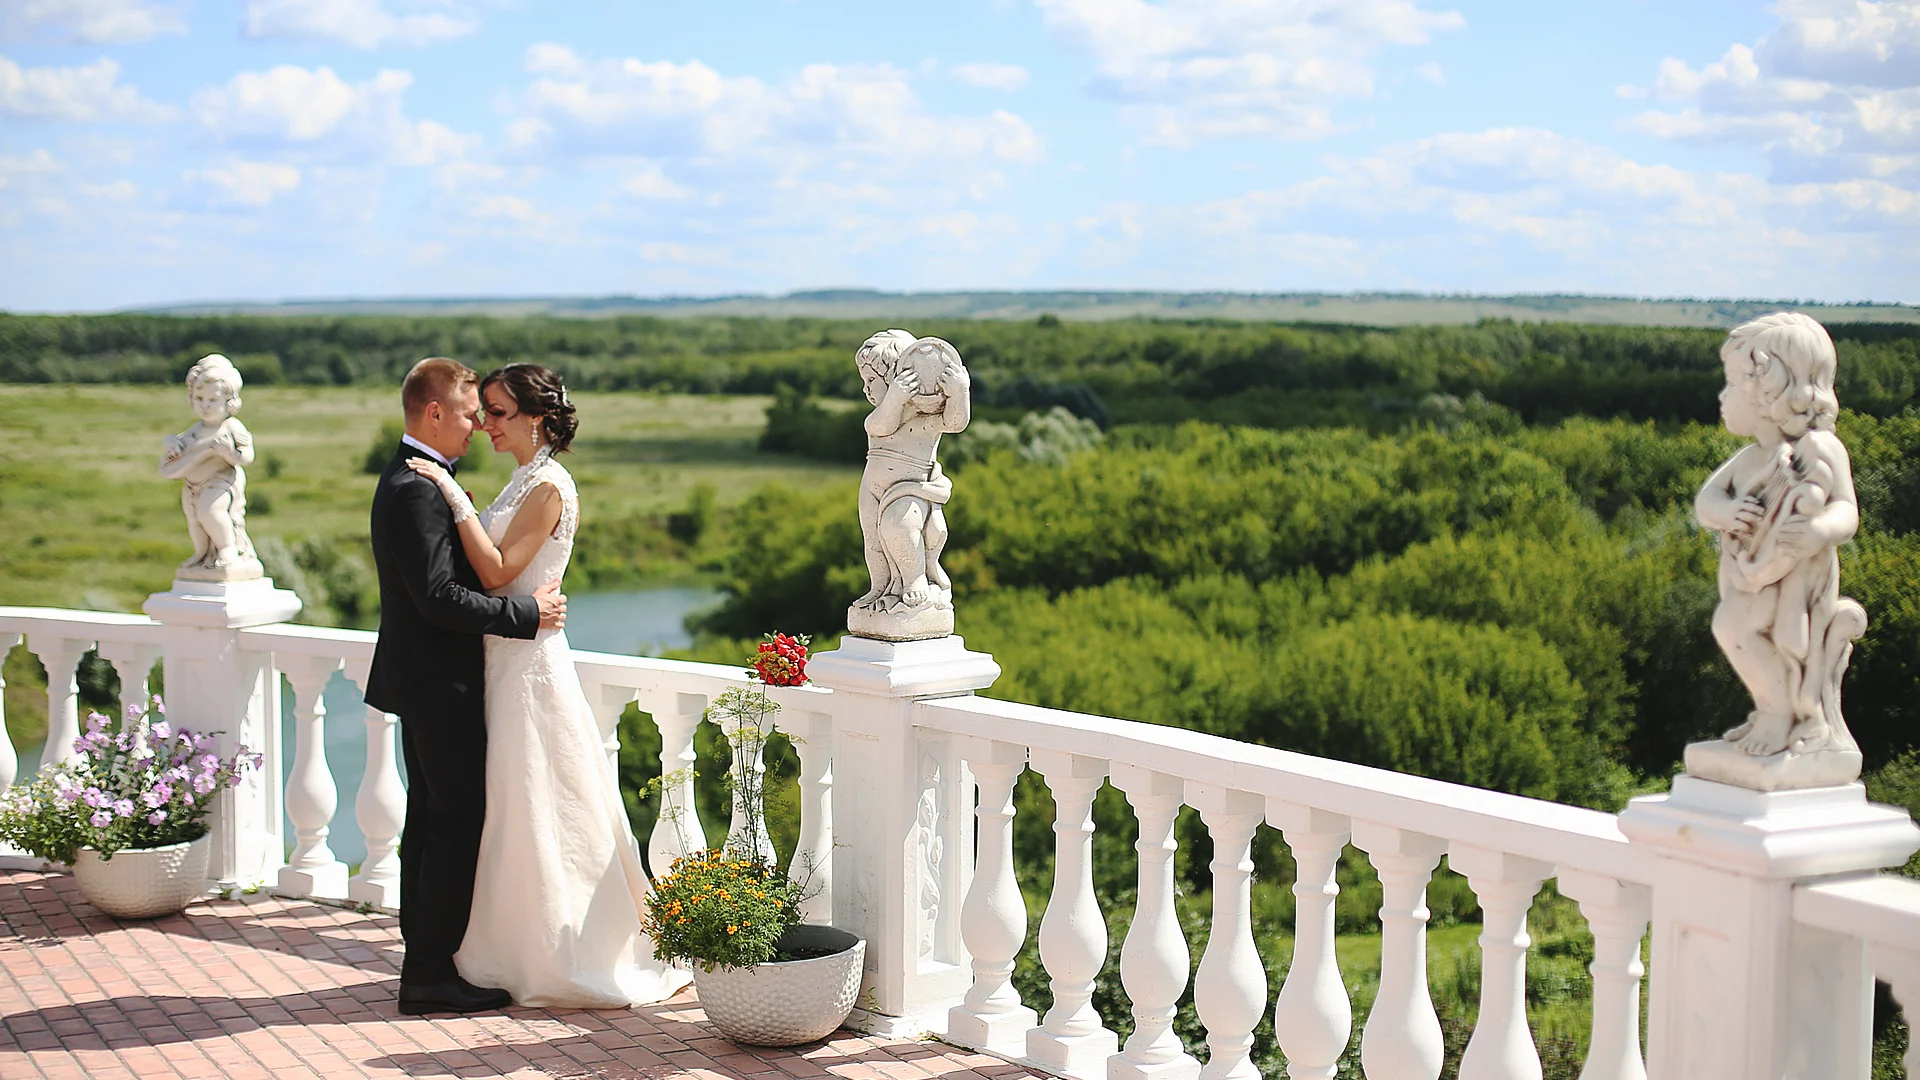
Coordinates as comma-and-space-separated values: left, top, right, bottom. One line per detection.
10, 312, 1920, 1077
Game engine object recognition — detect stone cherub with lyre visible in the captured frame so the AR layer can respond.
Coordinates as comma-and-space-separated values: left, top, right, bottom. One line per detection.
1687, 312, 1867, 790
160, 354, 263, 581
846, 329, 972, 641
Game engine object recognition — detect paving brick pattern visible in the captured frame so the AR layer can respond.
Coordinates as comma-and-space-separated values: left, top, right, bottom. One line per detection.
0, 871, 1047, 1080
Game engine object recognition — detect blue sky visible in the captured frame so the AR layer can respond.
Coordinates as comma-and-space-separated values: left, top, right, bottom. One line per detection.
2, 0, 1916, 311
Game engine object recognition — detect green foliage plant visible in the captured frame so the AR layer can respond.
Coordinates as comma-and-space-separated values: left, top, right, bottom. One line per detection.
0, 698, 259, 863
641, 634, 816, 970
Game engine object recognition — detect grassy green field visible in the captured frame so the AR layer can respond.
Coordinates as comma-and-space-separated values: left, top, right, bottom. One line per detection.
0, 384, 857, 612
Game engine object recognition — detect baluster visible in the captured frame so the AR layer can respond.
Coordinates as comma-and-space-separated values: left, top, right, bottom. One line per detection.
1109, 764, 1200, 1080
948, 737, 1036, 1057
1026, 750, 1118, 1076
276, 654, 347, 898
98, 641, 161, 739
1878, 946, 1920, 1080
343, 660, 404, 909
1188, 784, 1267, 1080
1557, 870, 1649, 1080
1352, 822, 1448, 1080
26, 635, 91, 771
647, 691, 707, 875
0, 633, 20, 790
714, 704, 776, 866
1451, 846, 1552, 1080
583, 681, 635, 778
785, 708, 833, 924
1267, 800, 1352, 1080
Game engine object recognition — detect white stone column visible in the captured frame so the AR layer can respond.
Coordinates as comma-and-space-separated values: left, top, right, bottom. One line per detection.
1352, 821, 1447, 1080
809, 634, 998, 1038
1189, 783, 1267, 1080
715, 704, 778, 866
1267, 800, 1352, 1080
1027, 749, 1118, 1077
642, 689, 707, 878
276, 652, 347, 899
98, 641, 162, 737
1875, 945, 1920, 1080
0, 633, 20, 791
583, 681, 636, 781
1556, 870, 1649, 1080
144, 578, 301, 891
1111, 764, 1199, 1080
343, 658, 404, 909
948, 736, 1035, 1057
1618, 777, 1917, 1080
779, 703, 835, 925
1451, 845, 1552, 1080
26, 635, 91, 772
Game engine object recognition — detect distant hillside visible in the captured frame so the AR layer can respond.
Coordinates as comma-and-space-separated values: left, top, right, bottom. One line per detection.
131, 289, 1920, 328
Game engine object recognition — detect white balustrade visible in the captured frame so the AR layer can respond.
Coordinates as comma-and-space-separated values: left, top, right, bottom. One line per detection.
1189, 783, 1267, 1080
1350, 821, 1448, 1080
97, 639, 160, 734
26, 635, 90, 771
1268, 801, 1352, 1080
784, 705, 834, 924
1557, 870, 1649, 1080
276, 652, 347, 899
342, 658, 405, 909
949, 736, 1035, 1056
0, 632, 19, 791
1451, 845, 1552, 1080
644, 690, 708, 875
1110, 763, 1199, 1080
1026, 749, 1117, 1077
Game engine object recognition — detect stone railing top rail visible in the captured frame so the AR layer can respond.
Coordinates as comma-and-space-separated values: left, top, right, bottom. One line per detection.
918, 692, 1642, 883
0, 606, 168, 644
238, 622, 377, 660
1794, 873, 1920, 949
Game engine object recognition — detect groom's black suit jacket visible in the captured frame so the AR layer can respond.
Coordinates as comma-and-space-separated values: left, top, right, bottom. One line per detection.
365, 444, 539, 718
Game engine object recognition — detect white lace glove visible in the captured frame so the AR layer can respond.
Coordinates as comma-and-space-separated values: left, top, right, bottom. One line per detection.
404, 458, 477, 524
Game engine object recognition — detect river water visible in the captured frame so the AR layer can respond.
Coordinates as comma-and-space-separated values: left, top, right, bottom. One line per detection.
12, 585, 721, 867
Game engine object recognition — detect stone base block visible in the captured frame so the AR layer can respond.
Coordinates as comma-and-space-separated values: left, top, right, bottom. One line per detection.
1027, 1028, 1120, 1080
144, 577, 301, 629
808, 634, 1000, 699
1684, 737, 1863, 792
1619, 775, 1920, 878
348, 874, 399, 911
846, 603, 953, 642
946, 1004, 1038, 1058
276, 862, 348, 901
1106, 1052, 1203, 1080
176, 558, 265, 583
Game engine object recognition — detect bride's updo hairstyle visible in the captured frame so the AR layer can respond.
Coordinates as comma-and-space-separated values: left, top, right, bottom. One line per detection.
481, 363, 579, 453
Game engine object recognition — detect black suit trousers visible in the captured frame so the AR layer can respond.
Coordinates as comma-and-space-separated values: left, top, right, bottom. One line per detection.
397, 700, 488, 984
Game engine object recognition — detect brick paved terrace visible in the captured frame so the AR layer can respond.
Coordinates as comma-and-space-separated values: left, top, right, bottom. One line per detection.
0, 870, 1046, 1080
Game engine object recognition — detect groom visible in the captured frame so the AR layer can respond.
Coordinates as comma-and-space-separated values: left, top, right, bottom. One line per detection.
365, 357, 567, 1015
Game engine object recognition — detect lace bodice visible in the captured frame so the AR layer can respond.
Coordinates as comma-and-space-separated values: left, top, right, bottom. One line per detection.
479, 446, 579, 598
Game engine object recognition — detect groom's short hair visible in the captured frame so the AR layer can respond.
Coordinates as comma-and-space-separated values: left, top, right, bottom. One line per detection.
402, 357, 479, 420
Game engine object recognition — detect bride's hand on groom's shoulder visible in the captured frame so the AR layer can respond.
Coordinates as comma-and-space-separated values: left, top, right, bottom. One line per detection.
406, 457, 477, 523
534, 581, 567, 630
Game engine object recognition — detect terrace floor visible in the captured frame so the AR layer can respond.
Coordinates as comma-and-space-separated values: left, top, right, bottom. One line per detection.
0, 870, 1044, 1080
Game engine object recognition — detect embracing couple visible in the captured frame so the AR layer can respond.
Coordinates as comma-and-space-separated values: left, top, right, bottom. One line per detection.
362, 358, 689, 1016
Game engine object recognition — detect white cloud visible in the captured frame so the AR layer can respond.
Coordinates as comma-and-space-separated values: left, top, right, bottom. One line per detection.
1625, 3, 1920, 182
622, 160, 687, 200
1035, 0, 1463, 144
186, 159, 302, 206
951, 62, 1029, 91
0, 0, 184, 43
1415, 61, 1446, 87
191, 64, 476, 165
0, 55, 173, 120
241, 0, 480, 49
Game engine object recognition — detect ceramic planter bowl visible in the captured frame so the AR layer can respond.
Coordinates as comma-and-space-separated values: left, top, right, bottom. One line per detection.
72, 836, 210, 918
692, 925, 866, 1046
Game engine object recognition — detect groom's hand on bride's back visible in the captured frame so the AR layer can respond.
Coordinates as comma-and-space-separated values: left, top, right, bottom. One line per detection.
535, 581, 567, 629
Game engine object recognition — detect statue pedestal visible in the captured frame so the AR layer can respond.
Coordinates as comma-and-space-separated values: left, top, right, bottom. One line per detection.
808, 635, 999, 1037
1619, 776, 1920, 1079
1684, 737, 1864, 793
143, 577, 301, 892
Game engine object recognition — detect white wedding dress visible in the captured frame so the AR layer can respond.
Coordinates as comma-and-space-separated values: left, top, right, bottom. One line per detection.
454, 447, 691, 1008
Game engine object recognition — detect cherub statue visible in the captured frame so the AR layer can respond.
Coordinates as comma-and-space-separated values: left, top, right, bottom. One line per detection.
846, 329, 971, 641
160, 354, 262, 581
1688, 313, 1866, 788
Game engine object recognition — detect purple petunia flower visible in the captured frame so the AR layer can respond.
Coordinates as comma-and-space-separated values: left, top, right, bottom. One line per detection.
151, 695, 165, 715
90, 810, 112, 828
147, 810, 166, 826
192, 774, 216, 795
150, 721, 171, 740
197, 754, 218, 773
82, 788, 106, 808
113, 798, 134, 817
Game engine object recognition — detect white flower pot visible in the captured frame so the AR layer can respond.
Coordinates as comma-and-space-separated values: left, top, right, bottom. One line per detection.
692, 925, 866, 1046
72, 836, 211, 918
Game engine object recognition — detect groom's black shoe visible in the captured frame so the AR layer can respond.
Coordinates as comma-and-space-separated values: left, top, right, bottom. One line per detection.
397, 974, 512, 1016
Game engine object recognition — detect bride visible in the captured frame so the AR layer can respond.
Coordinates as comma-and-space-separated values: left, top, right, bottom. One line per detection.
405, 362, 689, 1008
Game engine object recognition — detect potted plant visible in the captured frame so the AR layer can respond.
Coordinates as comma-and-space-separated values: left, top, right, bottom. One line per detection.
642, 633, 864, 1047
0, 698, 260, 918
